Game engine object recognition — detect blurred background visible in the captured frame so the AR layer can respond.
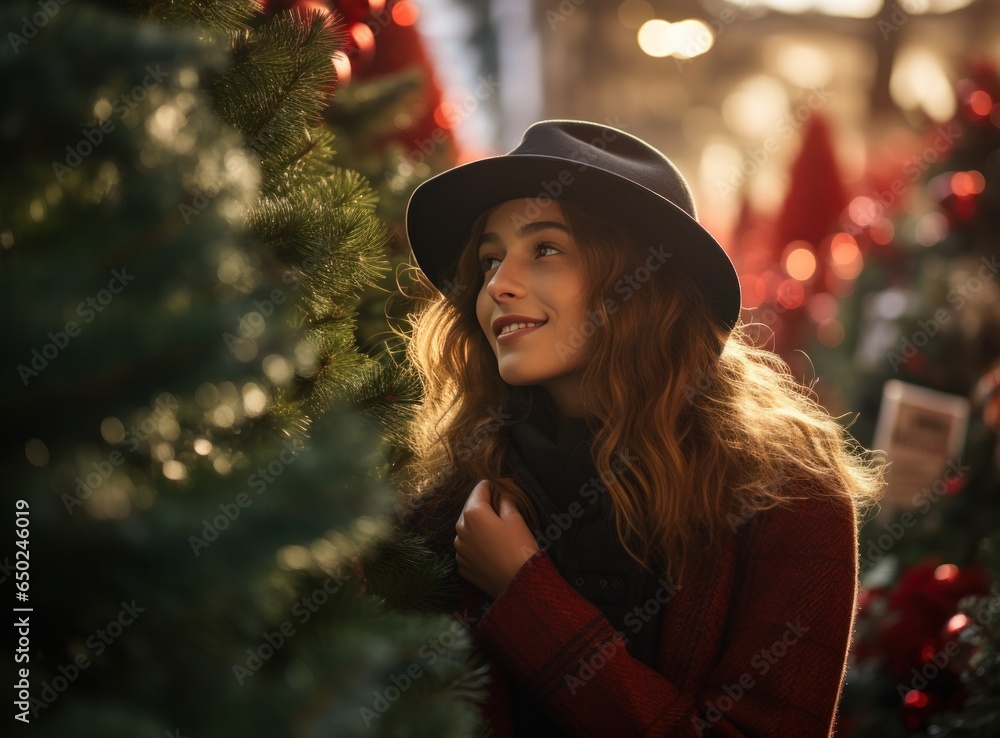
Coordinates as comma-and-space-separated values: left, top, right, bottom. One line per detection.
2, 0, 999, 735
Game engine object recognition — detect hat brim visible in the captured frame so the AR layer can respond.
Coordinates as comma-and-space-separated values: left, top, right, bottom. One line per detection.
405, 154, 741, 331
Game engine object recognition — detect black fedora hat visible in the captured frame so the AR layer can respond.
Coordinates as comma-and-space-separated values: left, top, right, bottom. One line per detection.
405, 119, 741, 331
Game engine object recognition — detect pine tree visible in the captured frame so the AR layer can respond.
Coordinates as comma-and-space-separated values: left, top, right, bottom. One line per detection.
2, 0, 487, 734
827, 61, 1000, 737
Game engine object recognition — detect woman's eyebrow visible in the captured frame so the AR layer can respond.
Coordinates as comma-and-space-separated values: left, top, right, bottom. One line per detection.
476, 221, 571, 252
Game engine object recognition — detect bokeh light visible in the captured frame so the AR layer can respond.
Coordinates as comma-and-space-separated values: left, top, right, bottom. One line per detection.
722, 75, 789, 138
783, 240, 817, 281
890, 47, 956, 121
392, 1, 420, 26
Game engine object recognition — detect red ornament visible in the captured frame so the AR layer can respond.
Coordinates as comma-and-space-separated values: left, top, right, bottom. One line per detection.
879, 558, 989, 681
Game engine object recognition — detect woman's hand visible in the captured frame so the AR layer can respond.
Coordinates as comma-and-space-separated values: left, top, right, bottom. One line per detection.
454, 480, 540, 599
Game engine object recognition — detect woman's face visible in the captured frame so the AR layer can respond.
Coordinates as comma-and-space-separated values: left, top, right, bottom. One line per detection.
475, 198, 592, 418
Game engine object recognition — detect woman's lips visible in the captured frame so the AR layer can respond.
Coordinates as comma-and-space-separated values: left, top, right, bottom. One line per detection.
496, 322, 545, 344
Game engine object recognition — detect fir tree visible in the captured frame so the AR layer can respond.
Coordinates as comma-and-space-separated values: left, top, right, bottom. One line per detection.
2, 0, 486, 734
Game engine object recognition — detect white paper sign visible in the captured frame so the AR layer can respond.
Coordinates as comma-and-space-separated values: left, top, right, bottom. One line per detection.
872, 379, 970, 509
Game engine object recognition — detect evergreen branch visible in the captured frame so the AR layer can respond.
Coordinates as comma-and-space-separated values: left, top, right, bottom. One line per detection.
211, 11, 346, 171
142, 0, 260, 37
360, 532, 463, 615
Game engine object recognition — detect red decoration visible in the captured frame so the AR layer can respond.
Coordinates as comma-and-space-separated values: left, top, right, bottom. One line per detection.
878, 557, 988, 682
768, 113, 851, 360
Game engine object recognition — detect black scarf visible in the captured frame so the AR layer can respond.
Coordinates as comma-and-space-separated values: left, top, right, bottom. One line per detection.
501, 390, 665, 736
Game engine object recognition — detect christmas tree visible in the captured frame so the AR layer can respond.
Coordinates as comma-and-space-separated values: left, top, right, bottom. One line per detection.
2, 0, 486, 734
822, 60, 1000, 737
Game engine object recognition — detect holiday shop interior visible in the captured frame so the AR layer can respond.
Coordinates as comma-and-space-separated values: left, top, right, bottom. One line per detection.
3, 0, 1000, 735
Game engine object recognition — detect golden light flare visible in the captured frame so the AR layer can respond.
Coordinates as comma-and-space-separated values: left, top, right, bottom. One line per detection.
277, 544, 312, 571
638, 18, 715, 59
782, 240, 817, 281
263, 354, 295, 384
162, 460, 187, 480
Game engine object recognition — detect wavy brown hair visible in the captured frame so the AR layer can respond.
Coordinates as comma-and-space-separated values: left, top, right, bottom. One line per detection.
393, 199, 886, 587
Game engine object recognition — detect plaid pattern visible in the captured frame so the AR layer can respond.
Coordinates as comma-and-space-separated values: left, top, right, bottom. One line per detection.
458, 489, 859, 737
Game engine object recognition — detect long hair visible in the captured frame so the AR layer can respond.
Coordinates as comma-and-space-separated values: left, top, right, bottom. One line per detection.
394, 199, 885, 587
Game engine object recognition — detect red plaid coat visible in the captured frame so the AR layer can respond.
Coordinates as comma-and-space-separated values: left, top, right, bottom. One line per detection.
456, 488, 860, 737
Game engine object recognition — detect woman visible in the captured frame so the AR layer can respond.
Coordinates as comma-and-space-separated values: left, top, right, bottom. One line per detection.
395, 119, 885, 737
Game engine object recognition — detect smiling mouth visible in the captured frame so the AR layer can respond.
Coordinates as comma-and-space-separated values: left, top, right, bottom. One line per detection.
496, 321, 547, 341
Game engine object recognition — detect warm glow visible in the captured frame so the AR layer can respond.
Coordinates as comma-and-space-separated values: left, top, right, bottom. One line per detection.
671, 19, 714, 59
277, 545, 312, 571
829, 233, 863, 279
847, 197, 877, 228
263, 354, 295, 384
784, 242, 817, 281
742, 0, 880, 16
392, 1, 420, 26
830, 233, 859, 264
332, 51, 351, 86
242, 383, 269, 417
890, 47, 956, 122
350, 22, 375, 52
162, 460, 187, 481
951, 170, 986, 197
637, 18, 713, 59
934, 563, 959, 581
433, 102, 455, 130
699, 141, 744, 205
774, 43, 833, 88
722, 76, 789, 138
637, 19, 674, 58
946, 613, 969, 633
969, 90, 993, 116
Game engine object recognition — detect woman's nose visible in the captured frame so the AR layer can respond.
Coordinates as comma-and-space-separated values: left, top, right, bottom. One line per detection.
485, 256, 526, 299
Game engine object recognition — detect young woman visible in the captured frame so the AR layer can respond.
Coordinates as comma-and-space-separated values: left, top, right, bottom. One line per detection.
395, 119, 885, 737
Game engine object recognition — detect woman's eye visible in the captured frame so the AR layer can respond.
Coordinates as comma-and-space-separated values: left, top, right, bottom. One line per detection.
480, 243, 559, 273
